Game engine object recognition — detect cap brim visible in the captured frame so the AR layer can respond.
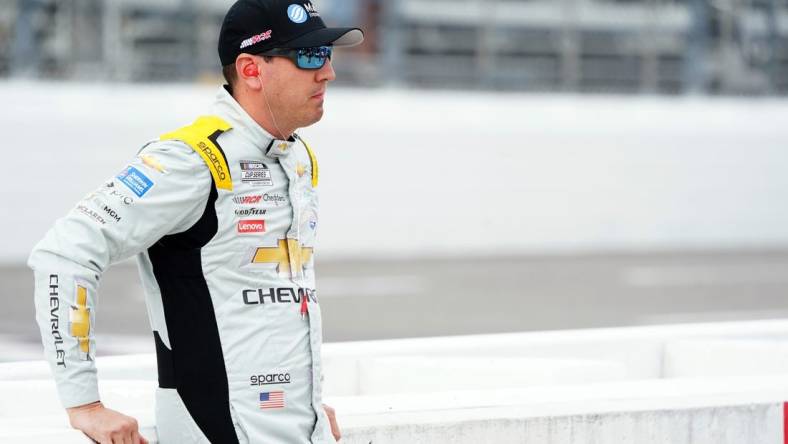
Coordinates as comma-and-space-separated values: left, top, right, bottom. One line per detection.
282, 27, 364, 49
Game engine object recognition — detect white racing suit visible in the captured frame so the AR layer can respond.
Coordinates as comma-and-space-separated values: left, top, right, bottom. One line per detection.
29, 86, 334, 443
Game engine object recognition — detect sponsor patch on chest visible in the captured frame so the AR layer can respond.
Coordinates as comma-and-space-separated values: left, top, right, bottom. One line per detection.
240, 161, 273, 186
237, 219, 266, 234
233, 194, 262, 205
234, 207, 267, 217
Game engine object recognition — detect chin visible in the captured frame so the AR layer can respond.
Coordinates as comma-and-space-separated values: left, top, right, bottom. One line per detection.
308, 108, 325, 125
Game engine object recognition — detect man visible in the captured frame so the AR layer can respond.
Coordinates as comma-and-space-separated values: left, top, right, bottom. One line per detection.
29, 1, 363, 442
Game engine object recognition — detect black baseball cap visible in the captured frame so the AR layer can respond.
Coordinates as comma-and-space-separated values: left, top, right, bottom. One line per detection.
218, 0, 364, 66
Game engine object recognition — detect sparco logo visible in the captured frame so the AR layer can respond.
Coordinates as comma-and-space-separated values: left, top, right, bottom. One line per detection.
251, 373, 291, 386
235, 208, 266, 217
263, 193, 287, 205
233, 195, 262, 205
198, 141, 227, 180
243, 288, 317, 305
48, 275, 66, 367
238, 219, 265, 234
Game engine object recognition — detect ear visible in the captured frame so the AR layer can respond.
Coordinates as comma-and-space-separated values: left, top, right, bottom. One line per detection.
236, 54, 262, 90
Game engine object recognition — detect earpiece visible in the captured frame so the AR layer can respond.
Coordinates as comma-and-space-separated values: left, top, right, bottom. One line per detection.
243, 64, 259, 77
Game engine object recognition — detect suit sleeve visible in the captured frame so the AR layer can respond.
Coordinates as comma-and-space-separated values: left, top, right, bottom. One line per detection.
28, 140, 213, 408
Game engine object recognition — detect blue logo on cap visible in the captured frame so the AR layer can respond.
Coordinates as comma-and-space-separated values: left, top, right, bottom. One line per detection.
287, 4, 308, 23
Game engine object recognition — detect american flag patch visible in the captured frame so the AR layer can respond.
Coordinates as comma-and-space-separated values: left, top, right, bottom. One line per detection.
259, 391, 285, 409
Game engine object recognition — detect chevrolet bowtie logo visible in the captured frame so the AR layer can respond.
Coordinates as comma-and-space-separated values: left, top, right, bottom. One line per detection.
140, 154, 168, 174
69, 285, 91, 360
252, 239, 313, 277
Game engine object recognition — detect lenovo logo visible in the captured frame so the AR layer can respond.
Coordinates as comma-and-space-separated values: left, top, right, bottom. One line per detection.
238, 219, 265, 234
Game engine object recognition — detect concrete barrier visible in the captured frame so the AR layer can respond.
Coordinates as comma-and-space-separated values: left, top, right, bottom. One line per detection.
340, 404, 782, 444
2, 320, 787, 443
355, 356, 628, 395
664, 338, 788, 378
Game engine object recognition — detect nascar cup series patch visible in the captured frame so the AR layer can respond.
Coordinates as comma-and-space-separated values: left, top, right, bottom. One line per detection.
240, 161, 274, 187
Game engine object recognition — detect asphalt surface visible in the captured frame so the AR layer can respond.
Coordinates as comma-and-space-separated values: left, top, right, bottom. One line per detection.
5, 249, 788, 362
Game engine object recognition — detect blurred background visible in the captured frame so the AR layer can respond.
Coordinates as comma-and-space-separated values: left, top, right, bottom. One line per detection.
2, 0, 787, 93
2, 0, 788, 363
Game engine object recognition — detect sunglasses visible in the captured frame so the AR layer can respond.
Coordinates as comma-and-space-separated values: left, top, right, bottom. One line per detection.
259, 46, 333, 70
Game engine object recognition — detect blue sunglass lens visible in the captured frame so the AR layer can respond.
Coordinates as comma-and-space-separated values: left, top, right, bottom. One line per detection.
296, 46, 332, 69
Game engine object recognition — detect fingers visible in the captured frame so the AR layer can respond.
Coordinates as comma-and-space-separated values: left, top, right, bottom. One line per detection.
329, 416, 341, 441
109, 431, 133, 444
109, 417, 138, 444
80, 410, 140, 444
109, 431, 130, 444
323, 404, 341, 441
130, 430, 142, 444
131, 428, 150, 444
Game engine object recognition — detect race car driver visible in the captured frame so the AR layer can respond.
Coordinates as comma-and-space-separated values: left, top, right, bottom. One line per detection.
29, 1, 363, 442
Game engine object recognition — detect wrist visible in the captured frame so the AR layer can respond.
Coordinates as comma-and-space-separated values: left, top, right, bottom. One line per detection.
66, 400, 103, 415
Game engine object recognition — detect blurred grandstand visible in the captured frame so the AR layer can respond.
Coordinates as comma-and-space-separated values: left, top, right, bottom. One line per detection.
0, 0, 785, 94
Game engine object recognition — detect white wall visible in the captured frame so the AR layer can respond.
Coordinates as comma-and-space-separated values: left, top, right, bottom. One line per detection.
3, 81, 788, 263
3, 320, 788, 443
340, 404, 783, 444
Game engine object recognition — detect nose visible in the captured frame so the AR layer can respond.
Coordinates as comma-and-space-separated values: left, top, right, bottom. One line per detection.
316, 58, 336, 83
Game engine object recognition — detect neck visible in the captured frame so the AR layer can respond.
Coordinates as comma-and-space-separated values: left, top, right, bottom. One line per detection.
234, 88, 293, 140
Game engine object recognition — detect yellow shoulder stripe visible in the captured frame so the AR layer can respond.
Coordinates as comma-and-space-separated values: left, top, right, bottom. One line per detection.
160, 116, 233, 191
298, 135, 319, 188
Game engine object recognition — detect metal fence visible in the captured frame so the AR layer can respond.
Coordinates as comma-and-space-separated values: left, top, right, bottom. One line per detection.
1, 0, 786, 94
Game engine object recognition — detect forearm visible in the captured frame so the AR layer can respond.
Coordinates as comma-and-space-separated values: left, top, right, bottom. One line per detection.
31, 252, 100, 408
